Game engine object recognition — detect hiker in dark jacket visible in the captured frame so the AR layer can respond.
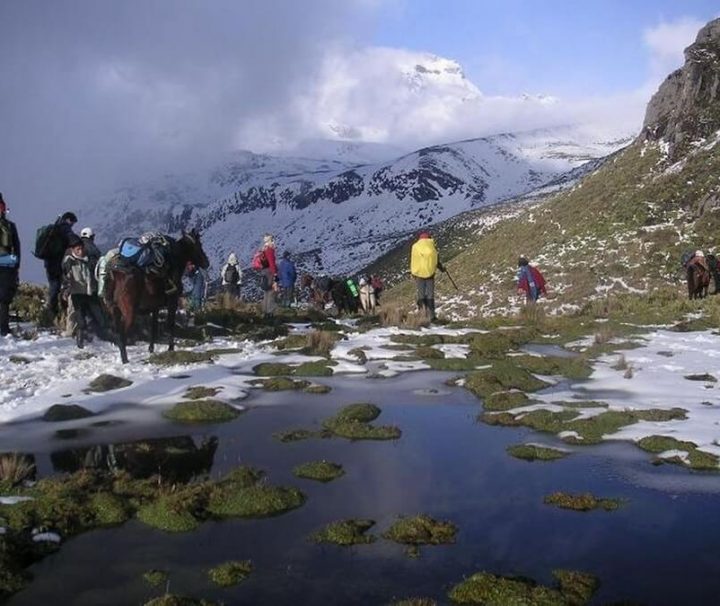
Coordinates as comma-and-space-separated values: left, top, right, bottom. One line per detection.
0, 194, 21, 336
277, 251, 297, 308
183, 262, 207, 312
62, 240, 106, 348
45, 212, 79, 317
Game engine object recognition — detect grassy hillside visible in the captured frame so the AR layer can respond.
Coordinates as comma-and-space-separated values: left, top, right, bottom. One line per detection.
380, 136, 720, 319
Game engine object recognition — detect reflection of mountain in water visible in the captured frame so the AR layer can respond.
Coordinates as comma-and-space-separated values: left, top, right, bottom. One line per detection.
50, 436, 218, 483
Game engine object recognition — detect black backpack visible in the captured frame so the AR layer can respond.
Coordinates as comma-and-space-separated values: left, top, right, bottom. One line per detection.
34, 222, 66, 260
224, 264, 239, 284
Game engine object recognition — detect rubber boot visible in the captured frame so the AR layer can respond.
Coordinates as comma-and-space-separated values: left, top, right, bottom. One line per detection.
427, 298, 436, 322
76, 328, 86, 349
0, 302, 10, 336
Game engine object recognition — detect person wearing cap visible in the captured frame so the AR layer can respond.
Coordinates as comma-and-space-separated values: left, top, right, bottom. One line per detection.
80, 227, 102, 274
0, 193, 21, 336
410, 231, 445, 321
220, 252, 242, 299
45, 211, 79, 317
62, 239, 105, 348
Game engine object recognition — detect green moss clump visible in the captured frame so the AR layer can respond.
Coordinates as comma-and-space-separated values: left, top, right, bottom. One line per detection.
383, 514, 457, 547
136, 493, 202, 533
183, 386, 221, 400
636, 435, 720, 470
468, 330, 536, 359
253, 362, 293, 376
204, 348, 242, 356
512, 355, 593, 380
162, 400, 241, 424
448, 569, 598, 605
544, 491, 620, 512
87, 374, 133, 392
258, 377, 310, 391
42, 404, 94, 422
304, 384, 332, 394
293, 461, 344, 482
275, 334, 308, 350
143, 569, 169, 587
143, 595, 218, 606
507, 444, 569, 462
415, 346, 445, 359
89, 492, 129, 526
208, 484, 305, 518
390, 334, 445, 346
311, 519, 377, 546
335, 403, 381, 423
465, 361, 550, 400
293, 361, 335, 377
148, 351, 215, 366
273, 429, 319, 442
322, 403, 401, 440
484, 391, 530, 412
208, 560, 253, 587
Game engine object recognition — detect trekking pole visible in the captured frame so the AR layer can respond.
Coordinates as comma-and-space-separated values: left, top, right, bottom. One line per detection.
444, 269, 459, 291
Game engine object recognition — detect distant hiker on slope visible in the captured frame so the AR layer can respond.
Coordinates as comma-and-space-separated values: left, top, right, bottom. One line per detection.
278, 251, 297, 308
516, 256, 547, 304
220, 252, 242, 300
410, 231, 445, 321
35, 211, 79, 318
0, 193, 21, 336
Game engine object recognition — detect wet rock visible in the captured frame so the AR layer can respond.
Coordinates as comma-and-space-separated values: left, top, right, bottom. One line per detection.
43, 404, 95, 422
87, 374, 133, 392
183, 386, 221, 400
684, 373, 717, 382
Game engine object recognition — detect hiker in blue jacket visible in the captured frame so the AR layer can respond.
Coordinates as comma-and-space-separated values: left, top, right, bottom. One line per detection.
277, 251, 297, 308
183, 261, 207, 313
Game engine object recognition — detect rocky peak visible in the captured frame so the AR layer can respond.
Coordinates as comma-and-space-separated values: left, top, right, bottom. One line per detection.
642, 17, 720, 158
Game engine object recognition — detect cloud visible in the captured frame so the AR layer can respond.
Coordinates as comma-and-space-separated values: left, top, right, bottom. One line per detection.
643, 17, 705, 83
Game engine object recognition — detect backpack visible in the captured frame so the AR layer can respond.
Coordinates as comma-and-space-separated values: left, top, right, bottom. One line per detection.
251, 249, 267, 270
34, 223, 65, 260
224, 264, 239, 284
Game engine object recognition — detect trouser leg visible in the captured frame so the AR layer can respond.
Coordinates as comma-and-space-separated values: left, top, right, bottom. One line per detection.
0, 302, 10, 335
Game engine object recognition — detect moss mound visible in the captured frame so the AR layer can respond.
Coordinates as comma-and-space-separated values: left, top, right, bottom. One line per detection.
293, 461, 345, 482
484, 391, 529, 412
208, 483, 305, 518
322, 403, 401, 440
507, 444, 569, 462
425, 358, 480, 371
87, 374, 133, 392
162, 400, 240, 424
293, 361, 335, 377
312, 519, 377, 546
143, 569, 169, 587
383, 514, 457, 546
273, 429, 320, 443
148, 351, 215, 366
335, 403, 382, 423
257, 377, 310, 391
448, 569, 598, 605
636, 435, 720, 470
253, 362, 293, 376
183, 386, 221, 400
465, 361, 550, 399
512, 355, 592, 380
89, 492, 129, 526
415, 346, 445, 359
544, 491, 620, 512
42, 404, 94, 422
136, 493, 202, 533
208, 560, 253, 587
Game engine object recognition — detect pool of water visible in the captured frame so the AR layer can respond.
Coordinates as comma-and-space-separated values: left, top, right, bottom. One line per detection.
4, 370, 720, 605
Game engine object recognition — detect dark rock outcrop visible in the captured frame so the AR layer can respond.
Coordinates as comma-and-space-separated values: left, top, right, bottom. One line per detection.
643, 18, 720, 158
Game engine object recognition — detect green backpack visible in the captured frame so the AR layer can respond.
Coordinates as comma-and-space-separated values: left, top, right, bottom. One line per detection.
34, 223, 66, 260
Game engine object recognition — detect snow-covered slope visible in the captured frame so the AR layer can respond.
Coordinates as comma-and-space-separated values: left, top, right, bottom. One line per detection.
85, 126, 633, 278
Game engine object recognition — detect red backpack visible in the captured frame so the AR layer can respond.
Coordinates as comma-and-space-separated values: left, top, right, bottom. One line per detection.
251, 249, 267, 270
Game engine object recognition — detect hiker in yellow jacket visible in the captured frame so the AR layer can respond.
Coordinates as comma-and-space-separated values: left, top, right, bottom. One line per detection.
410, 231, 445, 321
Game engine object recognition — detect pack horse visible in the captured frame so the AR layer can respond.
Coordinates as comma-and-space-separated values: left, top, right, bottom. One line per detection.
105, 229, 209, 363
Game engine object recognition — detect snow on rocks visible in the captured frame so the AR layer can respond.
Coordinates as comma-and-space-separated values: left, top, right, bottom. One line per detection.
0, 496, 34, 505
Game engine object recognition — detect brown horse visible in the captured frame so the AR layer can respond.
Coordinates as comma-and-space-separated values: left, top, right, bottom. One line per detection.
687, 263, 710, 300
106, 229, 209, 363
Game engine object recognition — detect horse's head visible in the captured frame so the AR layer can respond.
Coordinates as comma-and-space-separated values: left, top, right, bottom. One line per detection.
180, 228, 210, 270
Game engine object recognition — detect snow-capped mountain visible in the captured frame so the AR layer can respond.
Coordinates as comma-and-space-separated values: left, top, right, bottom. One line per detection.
85, 125, 634, 278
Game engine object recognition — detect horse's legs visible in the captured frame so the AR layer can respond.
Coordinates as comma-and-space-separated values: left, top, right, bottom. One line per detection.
112, 307, 129, 364
167, 300, 177, 352
149, 311, 158, 353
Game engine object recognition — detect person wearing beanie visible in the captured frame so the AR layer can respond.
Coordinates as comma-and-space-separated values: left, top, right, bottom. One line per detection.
220, 252, 242, 299
277, 251, 297, 308
516, 256, 547, 303
410, 230, 445, 321
0, 193, 21, 336
42, 211, 79, 317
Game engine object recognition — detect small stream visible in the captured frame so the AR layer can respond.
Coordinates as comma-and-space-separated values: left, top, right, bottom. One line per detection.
4, 369, 720, 605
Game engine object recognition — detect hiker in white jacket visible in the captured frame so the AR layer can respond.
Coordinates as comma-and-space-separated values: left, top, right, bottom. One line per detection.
220, 252, 242, 299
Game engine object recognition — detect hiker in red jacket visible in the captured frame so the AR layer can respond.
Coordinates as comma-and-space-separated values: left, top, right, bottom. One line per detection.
260, 234, 278, 317
516, 256, 547, 303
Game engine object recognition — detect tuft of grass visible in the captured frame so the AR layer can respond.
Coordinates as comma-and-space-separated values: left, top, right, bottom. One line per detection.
0, 453, 36, 487
543, 491, 620, 512
207, 483, 305, 518
611, 355, 628, 371
142, 569, 169, 588
293, 460, 345, 483
305, 330, 342, 356
162, 400, 241, 424
208, 560, 253, 587
136, 490, 204, 533
311, 519, 377, 546
507, 444, 569, 462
